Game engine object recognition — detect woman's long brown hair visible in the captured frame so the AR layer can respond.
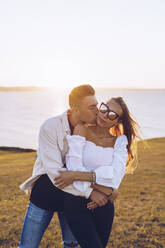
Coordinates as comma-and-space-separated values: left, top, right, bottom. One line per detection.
110, 97, 140, 170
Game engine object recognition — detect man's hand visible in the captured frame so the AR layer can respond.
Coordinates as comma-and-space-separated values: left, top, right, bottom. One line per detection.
108, 189, 118, 203
87, 190, 108, 209
54, 171, 76, 189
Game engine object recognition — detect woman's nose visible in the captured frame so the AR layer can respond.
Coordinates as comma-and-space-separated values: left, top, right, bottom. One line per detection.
100, 111, 108, 118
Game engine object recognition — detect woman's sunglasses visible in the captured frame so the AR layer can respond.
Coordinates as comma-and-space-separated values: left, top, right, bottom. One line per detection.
99, 102, 119, 120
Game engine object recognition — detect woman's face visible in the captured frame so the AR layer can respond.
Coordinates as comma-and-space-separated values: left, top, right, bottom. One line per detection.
97, 99, 123, 128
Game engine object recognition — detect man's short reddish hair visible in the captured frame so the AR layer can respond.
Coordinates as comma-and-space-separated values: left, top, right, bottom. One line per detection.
69, 84, 95, 108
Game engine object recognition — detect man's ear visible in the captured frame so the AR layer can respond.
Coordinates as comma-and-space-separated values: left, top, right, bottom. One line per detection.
71, 105, 79, 113
75, 106, 80, 113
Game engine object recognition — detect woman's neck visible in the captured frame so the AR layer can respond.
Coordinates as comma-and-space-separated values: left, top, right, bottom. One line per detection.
95, 125, 111, 137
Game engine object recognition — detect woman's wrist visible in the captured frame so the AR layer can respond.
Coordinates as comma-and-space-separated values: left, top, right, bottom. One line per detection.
91, 183, 114, 196
106, 189, 114, 198
93, 188, 114, 198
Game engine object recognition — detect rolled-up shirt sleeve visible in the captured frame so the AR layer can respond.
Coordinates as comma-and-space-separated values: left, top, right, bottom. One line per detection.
66, 135, 91, 192
94, 135, 128, 189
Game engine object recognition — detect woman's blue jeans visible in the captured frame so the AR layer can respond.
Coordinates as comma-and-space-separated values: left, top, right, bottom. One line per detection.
19, 202, 78, 248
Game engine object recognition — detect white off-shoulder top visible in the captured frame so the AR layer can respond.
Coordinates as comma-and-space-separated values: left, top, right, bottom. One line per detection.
66, 135, 128, 191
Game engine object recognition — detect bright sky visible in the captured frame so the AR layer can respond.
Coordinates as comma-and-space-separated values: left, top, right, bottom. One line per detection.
0, 0, 165, 89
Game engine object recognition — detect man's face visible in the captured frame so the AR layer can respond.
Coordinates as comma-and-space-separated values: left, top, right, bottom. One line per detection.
77, 95, 98, 124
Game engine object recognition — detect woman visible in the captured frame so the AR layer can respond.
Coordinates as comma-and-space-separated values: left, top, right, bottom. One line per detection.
54, 97, 139, 248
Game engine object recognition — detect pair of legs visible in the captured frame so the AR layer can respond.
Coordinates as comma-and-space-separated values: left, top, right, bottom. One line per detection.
64, 193, 114, 248
19, 175, 114, 248
19, 202, 78, 248
19, 200, 114, 248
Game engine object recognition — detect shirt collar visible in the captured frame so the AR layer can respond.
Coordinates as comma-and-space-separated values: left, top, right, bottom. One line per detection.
61, 110, 71, 135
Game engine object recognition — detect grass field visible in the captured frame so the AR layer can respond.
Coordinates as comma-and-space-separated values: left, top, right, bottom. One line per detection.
0, 137, 165, 248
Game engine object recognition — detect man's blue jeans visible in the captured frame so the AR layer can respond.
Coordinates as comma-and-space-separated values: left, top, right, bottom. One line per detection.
19, 202, 78, 248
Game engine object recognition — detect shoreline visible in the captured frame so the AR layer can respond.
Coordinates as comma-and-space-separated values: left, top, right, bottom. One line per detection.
0, 146, 36, 152
0, 136, 164, 153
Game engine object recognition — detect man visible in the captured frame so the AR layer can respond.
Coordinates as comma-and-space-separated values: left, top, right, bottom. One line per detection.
19, 84, 118, 248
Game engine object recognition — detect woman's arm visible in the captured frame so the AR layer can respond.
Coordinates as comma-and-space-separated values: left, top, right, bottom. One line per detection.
72, 171, 114, 195
91, 183, 114, 196
93, 135, 128, 190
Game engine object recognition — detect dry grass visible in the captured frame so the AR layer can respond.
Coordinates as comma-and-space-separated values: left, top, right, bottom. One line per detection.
0, 137, 165, 248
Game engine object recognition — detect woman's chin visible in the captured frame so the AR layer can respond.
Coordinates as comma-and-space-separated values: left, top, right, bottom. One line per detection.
97, 117, 106, 127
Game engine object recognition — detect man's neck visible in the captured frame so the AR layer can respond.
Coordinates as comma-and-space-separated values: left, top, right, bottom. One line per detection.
67, 110, 80, 134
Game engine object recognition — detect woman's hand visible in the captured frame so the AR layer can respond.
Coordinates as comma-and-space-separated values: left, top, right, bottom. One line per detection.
87, 190, 108, 210
54, 171, 76, 189
87, 189, 118, 210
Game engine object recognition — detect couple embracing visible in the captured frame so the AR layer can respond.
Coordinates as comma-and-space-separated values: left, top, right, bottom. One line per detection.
19, 84, 139, 248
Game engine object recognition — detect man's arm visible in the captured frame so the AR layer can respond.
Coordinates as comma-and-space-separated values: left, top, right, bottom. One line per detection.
37, 121, 93, 199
